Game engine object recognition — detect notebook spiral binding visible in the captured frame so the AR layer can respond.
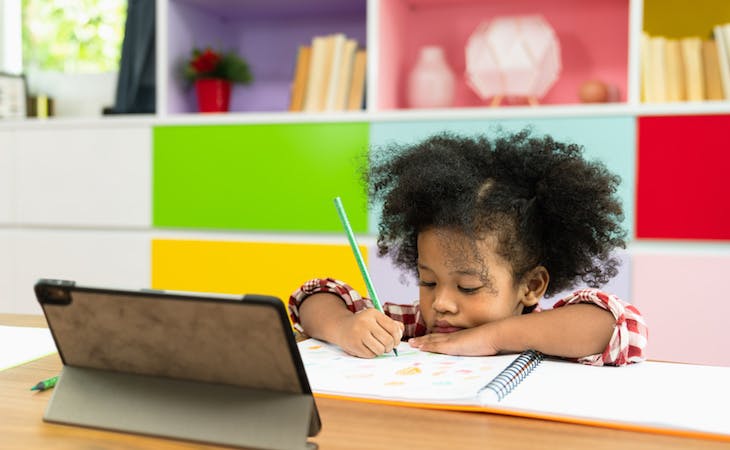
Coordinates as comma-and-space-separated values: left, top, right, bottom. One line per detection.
479, 350, 544, 401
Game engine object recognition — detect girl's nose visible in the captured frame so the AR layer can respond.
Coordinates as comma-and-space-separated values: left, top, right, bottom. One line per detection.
432, 288, 458, 314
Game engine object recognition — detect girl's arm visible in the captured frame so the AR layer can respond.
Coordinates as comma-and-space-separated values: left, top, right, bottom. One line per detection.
289, 278, 403, 358
410, 289, 647, 366
494, 304, 616, 357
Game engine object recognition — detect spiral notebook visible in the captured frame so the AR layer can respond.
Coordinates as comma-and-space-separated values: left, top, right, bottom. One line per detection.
298, 339, 730, 441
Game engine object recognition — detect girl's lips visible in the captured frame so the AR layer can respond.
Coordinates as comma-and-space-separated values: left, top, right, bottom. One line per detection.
431, 320, 462, 334
431, 326, 463, 334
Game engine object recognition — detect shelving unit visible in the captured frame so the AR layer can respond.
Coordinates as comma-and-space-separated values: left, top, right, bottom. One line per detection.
2, 0, 730, 366
375, 0, 631, 109
157, 0, 367, 115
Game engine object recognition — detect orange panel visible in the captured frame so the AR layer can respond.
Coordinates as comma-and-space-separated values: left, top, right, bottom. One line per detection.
151, 239, 368, 307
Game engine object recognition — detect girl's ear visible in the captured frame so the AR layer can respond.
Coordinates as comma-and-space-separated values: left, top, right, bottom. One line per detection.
520, 266, 549, 307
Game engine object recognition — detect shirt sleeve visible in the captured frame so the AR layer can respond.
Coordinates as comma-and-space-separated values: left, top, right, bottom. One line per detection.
551, 288, 648, 366
288, 278, 372, 333
288, 278, 426, 338
382, 302, 427, 339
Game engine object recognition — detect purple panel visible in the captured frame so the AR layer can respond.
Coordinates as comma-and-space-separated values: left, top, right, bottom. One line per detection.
231, 81, 290, 112
167, 0, 367, 113
233, 15, 366, 112
368, 244, 419, 305
168, 1, 232, 114
539, 250, 632, 309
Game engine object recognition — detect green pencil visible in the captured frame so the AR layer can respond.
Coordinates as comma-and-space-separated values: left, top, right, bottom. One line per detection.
30, 375, 59, 391
334, 197, 398, 357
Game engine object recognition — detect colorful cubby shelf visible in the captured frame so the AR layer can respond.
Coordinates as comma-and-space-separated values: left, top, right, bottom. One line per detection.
1, 0, 730, 366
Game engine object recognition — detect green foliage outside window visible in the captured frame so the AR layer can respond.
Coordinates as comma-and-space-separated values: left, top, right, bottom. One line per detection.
22, 0, 127, 73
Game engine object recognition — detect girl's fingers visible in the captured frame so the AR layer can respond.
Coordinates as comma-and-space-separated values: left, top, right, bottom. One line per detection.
361, 332, 386, 357
374, 314, 405, 349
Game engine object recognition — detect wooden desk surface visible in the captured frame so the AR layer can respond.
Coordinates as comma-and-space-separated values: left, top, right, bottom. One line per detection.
1, 314, 728, 450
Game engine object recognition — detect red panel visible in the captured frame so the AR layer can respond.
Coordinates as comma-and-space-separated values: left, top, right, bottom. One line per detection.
637, 115, 730, 240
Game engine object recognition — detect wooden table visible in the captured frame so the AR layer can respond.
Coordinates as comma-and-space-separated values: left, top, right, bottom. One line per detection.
1, 314, 728, 450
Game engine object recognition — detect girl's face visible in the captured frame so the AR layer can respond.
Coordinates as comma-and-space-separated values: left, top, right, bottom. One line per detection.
417, 228, 538, 334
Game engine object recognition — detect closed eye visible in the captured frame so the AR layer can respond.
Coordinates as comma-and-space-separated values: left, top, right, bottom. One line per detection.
418, 280, 436, 288
458, 286, 482, 294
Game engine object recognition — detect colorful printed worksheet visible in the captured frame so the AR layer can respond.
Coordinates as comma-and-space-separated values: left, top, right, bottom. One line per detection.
298, 338, 521, 403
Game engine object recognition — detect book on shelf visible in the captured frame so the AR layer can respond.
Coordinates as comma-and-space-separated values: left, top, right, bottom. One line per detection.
647, 35, 667, 102
330, 38, 358, 111
303, 35, 332, 112
679, 37, 704, 102
713, 24, 730, 100
640, 32, 652, 102
641, 30, 730, 103
702, 39, 724, 101
323, 33, 347, 111
288, 45, 312, 112
347, 49, 367, 111
298, 33, 364, 112
664, 39, 685, 102
298, 338, 730, 442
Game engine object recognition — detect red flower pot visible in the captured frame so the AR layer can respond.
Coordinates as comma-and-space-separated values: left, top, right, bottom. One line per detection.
195, 78, 231, 113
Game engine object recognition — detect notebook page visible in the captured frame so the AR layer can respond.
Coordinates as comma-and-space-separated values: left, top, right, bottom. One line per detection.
299, 339, 730, 437
496, 358, 730, 436
299, 338, 520, 403
0, 325, 57, 370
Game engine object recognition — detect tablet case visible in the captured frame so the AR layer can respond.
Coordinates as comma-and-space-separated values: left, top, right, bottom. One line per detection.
35, 279, 321, 450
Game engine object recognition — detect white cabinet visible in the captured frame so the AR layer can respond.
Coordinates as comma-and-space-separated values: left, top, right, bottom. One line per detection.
0, 130, 15, 224
13, 125, 152, 227
0, 121, 153, 314
2, 229, 151, 314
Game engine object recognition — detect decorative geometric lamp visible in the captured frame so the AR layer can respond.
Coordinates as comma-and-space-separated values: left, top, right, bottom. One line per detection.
465, 15, 561, 106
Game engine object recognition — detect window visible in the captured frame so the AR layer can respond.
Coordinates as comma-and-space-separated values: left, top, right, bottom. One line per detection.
22, 0, 127, 73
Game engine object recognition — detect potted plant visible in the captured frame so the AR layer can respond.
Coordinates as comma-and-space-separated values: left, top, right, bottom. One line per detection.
183, 47, 253, 113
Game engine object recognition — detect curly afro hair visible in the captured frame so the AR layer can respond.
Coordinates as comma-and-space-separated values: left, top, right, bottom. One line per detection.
368, 129, 626, 297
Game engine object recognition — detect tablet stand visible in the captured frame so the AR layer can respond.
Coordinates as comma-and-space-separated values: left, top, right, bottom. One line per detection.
45, 366, 316, 450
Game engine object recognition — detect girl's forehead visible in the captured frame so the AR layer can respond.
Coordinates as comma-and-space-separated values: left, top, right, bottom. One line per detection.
418, 228, 497, 272
419, 227, 498, 252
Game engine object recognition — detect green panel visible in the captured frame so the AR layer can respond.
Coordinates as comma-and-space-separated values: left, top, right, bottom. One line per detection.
154, 123, 369, 232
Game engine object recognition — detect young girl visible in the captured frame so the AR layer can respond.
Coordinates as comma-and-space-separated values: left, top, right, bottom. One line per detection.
289, 130, 647, 366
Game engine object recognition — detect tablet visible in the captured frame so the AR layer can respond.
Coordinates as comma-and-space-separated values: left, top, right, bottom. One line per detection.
35, 278, 321, 450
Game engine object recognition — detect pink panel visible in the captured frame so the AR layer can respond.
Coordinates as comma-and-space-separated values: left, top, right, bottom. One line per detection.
378, 0, 410, 110
540, 250, 632, 310
632, 252, 730, 366
378, 0, 629, 109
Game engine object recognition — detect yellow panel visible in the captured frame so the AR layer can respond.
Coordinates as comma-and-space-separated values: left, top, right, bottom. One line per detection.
151, 239, 368, 308
643, 0, 730, 38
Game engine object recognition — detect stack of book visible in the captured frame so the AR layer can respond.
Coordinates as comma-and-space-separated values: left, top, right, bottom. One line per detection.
288, 33, 367, 112
641, 25, 730, 103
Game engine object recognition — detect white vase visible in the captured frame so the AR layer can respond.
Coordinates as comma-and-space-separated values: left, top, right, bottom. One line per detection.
407, 46, 456, 108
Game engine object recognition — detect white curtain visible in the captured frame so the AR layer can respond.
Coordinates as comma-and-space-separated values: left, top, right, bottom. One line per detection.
0, 0, 23, 74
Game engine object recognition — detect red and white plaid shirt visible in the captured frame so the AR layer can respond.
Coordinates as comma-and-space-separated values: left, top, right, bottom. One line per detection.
289, 278, 648, 366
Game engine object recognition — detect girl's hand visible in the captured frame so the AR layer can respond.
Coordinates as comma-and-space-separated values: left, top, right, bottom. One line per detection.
333, 309, 404, 358
408, 323, 500, 356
